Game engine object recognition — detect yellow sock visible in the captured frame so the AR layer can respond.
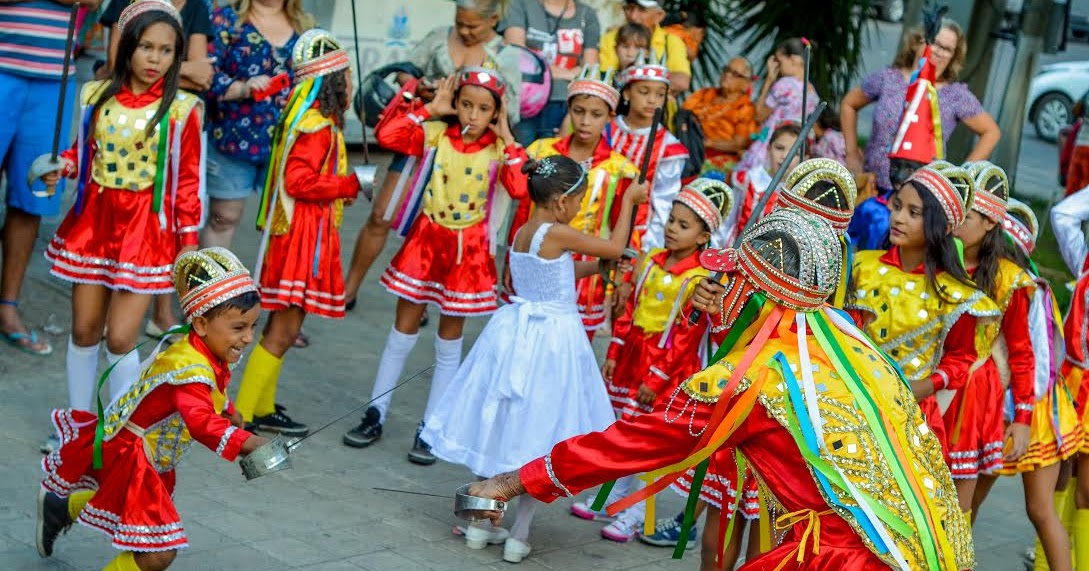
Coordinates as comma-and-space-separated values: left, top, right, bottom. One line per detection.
101, 551, 140, 571
1063, 481, 1077, 564
1072, 509, 1089, 571
235, 342, 282, 421
67, 490, 95, 521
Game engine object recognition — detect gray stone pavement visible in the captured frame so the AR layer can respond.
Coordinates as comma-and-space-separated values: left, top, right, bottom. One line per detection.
0, 149, 1038, 570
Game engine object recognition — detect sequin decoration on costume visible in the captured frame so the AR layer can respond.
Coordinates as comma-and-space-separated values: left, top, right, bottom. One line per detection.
173, 247, 258, 322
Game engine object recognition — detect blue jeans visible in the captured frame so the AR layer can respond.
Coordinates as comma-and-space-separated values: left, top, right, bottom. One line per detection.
515, 100, 568, 146
205, 144, 268, 200
0, 72, 75, 216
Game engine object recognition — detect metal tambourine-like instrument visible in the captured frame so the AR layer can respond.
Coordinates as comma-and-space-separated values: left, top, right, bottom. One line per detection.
454, 484, 508, 521
239, 435, 300, 480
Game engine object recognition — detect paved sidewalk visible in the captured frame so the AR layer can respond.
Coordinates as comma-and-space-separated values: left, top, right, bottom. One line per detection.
0, 151, 1036, 570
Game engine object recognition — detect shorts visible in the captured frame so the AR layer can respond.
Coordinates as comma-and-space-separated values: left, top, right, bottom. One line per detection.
205, 144, 267, 200
0, 72, 75, 217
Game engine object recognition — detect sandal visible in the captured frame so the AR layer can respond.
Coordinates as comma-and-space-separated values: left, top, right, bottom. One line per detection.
293, 329, 311, 349
0, 299, 53, 356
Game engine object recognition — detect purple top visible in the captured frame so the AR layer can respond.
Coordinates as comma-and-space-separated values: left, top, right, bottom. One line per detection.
861, 66, 984, 190
735, 76, 819, 174
812, 129, 846, 164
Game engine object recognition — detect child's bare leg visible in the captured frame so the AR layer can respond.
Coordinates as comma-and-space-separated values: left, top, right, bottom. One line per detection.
103, 291, 153, 399
700, 506, 745, 571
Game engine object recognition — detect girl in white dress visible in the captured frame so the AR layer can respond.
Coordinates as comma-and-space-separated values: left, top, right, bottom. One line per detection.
422, 155, 648, 563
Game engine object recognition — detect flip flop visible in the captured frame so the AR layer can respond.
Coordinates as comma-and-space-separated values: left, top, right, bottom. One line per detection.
2, 329, 53, 356
293, 329, 311, 349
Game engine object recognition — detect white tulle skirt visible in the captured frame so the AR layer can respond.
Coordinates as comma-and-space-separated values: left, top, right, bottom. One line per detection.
422, 298, 616, 477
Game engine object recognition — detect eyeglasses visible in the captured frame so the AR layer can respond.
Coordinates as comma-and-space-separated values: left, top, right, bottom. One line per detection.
931, 42, 956, 56
723, 68, 750, 80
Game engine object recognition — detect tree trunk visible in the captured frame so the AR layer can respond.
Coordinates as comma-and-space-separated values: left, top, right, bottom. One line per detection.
947, 0, 1002, 161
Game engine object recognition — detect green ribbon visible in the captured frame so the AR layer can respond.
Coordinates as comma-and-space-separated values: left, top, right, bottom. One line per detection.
707, 293, 767, 366
590, 479, 616, 512
673, 458, 710, 559
92, 324, 190, 469
151, 114, 170, 215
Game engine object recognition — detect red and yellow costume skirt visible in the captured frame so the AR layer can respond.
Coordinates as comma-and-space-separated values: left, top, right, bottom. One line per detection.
260, 203, 346, 318
41, 409, 188, 552
45, 183, 177, 293
942, 361, 1005, 478
573, 252, 607, 332
670, 447, 760, 518
997, 382, 1082, 474
1065, 361, 1089, 454
380, 215, 498, 316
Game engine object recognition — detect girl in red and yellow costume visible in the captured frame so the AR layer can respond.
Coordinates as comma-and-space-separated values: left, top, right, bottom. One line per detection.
234, 29, 362, 438
1051, 185, 1089, 570
930, 162, 1036, 511
606, 50, 689, 252
518, 66, 639, 333
569, 178, 731, 543
847, 164, 999, 499
468, 209, 974, 571
36, 248, 268, 571
36, 0, 204, 420
969, 197, 1082, 571
343, 66, 529, 463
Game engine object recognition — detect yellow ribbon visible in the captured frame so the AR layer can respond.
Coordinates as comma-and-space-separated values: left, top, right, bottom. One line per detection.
772, 508, 835, 571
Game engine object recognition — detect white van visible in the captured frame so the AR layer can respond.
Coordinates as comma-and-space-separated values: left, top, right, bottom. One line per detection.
307, 0, 456, 143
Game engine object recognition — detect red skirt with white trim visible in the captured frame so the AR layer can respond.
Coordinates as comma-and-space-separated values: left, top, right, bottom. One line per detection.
670, 446, 760, 518
45, 182, 177, 293
573, 253, 607, 331
942, 360, 1005, 478
259, 202, 346, 318
380, 215, 498, 316
41, 409, 187, 552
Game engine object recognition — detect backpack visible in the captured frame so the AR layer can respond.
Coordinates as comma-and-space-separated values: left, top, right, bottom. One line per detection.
672, 102, 706, 180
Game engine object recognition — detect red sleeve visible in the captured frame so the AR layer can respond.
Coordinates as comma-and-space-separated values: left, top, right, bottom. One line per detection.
375, 103, 430, 156
1004, 288, 1036, 424
847, 308, 869, 329
499, 144, 530, 201
507, 199, 531, 248
931, 315, 978, 392
224, 398, 237, 417
608, 176, 633, 229
173, 383, 253, 462
283, 127, 360, 202
607, 287, 637, 362
520, 394, 716, 501
174, 106, 204, 248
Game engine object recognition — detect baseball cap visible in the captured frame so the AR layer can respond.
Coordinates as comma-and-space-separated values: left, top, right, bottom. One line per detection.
625, 0, 662, 8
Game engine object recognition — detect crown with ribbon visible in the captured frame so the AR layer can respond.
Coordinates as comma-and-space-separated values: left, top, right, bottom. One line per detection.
174, 248, 259, 322
963, 160, 1009, 222
117, 0, 182, 37
775, 158, 857, 233
1003, 198, 1038, 256
700, 209, 841, 312
675, 178, 732, 232
457, 65, 506, 99
908, 164, 972, 226
619, 48, 671, 89
569, 65, 621, 111
292, 29, 350, 84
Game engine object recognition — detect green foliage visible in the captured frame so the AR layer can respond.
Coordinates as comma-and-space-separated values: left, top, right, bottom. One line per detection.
663, 0, 874, 102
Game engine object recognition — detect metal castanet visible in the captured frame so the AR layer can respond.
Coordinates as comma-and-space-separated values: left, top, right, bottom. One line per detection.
454, 484, 508, 522
28, 4, 79, 197
686, 100, 828, 325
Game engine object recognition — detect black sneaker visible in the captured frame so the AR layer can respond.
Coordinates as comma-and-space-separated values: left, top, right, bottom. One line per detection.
407, 421, 436, 465
343, 406, 383, 448
36, 489, 71, 557
251, 404, 309, 437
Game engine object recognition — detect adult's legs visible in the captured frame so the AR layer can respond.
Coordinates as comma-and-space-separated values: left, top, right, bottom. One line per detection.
0, 207, 49, 352
343, 157, 407, 306
200, 197, 246, 249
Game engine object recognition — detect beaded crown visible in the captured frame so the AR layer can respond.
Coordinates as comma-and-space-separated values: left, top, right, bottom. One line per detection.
1003, 198, 1038, 256
117, 0, 181, 36
618, 49, 670, 88
776, 158, 857, 233
907, 164, 971, 226
701, 209, 841, 311
963, 160, 1009, 222
569, 65, 620, 111
174, 248, 258, 322
293, 29, 350, 84
458, 66, 506, 99
675, 178, 732, 232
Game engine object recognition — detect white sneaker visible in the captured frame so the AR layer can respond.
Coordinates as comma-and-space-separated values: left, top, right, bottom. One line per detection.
503, 537, 532, 563
462, 524, 510, 550
601, 514, 641, 542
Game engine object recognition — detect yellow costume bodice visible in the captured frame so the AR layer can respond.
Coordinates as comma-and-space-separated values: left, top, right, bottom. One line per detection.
100, 337, 226, 473
679, 325, 973, 571
848, 250, 1000, 382
421, 121, 505, 230
80, 80, 201, 191
972, 258, 1036, 356
269, 108, 346, 235
527, 137, 638, 237
632, 250, 709, 333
